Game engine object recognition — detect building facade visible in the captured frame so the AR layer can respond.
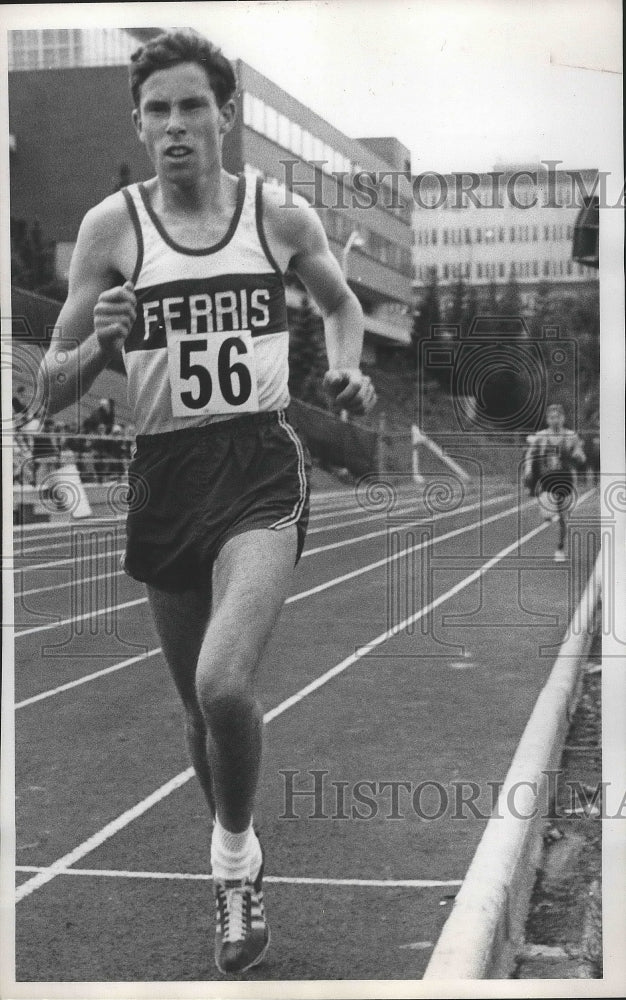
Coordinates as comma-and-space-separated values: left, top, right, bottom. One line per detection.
223, 61, 413, 349
412, 166, 599, 312
7, 27, 149, 70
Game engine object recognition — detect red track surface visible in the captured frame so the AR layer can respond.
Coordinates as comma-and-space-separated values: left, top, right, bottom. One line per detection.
11, 474, 600, 983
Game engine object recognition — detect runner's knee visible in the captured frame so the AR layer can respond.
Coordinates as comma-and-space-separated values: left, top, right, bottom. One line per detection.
195, 667, 256, 726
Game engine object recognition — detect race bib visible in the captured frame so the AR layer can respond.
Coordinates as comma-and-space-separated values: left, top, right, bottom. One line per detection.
167, 330, 259, 417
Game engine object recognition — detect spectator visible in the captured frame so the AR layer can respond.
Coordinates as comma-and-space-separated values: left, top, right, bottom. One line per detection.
109, 424, 126, 479
32, 417, 59, 487
92, 422, 111, 483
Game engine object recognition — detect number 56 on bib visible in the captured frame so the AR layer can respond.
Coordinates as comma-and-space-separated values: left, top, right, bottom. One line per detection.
168, 329, 260, 417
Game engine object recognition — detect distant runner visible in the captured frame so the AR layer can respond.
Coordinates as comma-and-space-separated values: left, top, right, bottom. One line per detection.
524, 403, 586, 561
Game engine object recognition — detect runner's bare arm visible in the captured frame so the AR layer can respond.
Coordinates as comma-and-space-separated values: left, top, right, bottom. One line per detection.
38, 197, 136, 416
267, 194, 376, 415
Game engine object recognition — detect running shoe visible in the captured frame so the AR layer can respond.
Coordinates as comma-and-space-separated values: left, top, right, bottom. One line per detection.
214, 854, 269, 974
554, 548, 566, 562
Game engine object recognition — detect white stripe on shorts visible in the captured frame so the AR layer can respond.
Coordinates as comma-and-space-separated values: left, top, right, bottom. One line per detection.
271, 411, 307, 530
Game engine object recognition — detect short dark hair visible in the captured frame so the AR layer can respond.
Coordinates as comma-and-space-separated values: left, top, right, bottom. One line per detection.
129, 30, 237, 108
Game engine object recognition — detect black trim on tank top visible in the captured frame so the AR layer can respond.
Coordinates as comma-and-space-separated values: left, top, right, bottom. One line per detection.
121, 188, 144, 285
137, 174, 246, 256
255, 176, 283, 275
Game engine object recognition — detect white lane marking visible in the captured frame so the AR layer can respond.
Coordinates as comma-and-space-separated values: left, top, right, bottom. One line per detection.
306, 493, 493, 535
10, 546, 126, 575
14, 500, 522, 637
307, 484, 484, 526
15, 501, 519, 700
286, 500, 529, 605
14, 596, 148, 638
13, 492, 514, 598
15, 866, 462, 889
14, 517, 553, 903
12, 514, 125, 535
16, 568, 133, 599
15, 648, 163, 709
305, 493, 512, 555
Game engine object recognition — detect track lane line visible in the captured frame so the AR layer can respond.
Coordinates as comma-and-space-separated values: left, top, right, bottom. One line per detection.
13, 491, 515, 598
14, 492, 595, 704
15, 649, 163, 709
14, 516, 552, 903
14, 499, 525, 637
15, 866, 462, 888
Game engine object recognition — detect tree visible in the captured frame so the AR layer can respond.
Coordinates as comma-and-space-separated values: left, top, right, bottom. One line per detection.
464, 282, 480, 332
484, 280, 500, 316
288, 296, 328, 407
498, 265, 522, 316
448, 277, 466, 328
412, 266, 441, 351
535, 283, 600, 427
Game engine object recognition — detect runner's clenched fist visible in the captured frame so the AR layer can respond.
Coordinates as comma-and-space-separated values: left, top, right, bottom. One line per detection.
94, 280, 136, 357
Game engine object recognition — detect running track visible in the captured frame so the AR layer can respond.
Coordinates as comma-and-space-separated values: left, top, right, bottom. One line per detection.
10, 473, 601, 982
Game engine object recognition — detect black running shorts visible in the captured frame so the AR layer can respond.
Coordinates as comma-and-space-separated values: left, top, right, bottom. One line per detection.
535, 471, 576, 511
123, 411, 311, 592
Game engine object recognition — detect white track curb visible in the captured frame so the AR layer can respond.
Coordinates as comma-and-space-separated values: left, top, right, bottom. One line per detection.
423, 547, 603, 980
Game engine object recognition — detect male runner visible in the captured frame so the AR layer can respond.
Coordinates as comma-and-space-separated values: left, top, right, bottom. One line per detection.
524, 403, 586, 561
39, 29, 375, 974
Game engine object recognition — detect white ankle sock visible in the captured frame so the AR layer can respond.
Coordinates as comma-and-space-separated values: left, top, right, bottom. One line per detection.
211, 817, 262, 881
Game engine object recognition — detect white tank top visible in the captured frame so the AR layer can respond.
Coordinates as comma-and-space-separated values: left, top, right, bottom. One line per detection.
121, 174, 290, 436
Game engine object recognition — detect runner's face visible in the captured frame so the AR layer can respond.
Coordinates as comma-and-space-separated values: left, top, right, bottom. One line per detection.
547, 409, 564, 430
133, 63, 233, 182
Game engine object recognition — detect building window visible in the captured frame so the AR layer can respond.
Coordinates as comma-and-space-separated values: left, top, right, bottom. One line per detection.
543, 260, 550, 276
312, 136, 324, 162
476, 263, 483, 278
509, 227, 516, 242
475, 228, 482, 243
265, 106, 278, 142
290, 122, 302, 156
465, 228, 471, 244
533, 261, 539, 276
499, 262, 505, 278
498, 227, 505, 242
566, 224, 573, 240
278, 113, 291, 150
431, 230, 438, 245
566, 260, 572, 275
544, 226, 550, 240
243, 92, 253, 126
532, 225, 538, 241
443, 230, 449, 245
331, 150, 344, 175
443, 264, 449, 280
251, 95, 265, 134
